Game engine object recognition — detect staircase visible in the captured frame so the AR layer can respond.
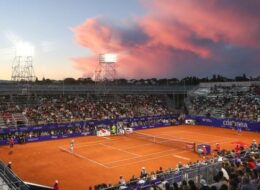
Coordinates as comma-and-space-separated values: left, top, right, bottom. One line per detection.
0, 116, 6, 129
12, 113, 29, 126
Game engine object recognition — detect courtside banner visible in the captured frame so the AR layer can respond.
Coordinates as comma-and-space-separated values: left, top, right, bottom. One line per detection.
187, 115, 260, 132
0, 132, 91, 145
0, 115, 177, 134
0, 118, 177, 145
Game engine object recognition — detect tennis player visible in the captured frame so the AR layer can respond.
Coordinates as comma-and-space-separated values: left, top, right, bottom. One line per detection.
237, 126, 242, 135
9, 137, 14, 149
70, 139, 75, 153
231, 121, 235, 130
8, 137, 14, 155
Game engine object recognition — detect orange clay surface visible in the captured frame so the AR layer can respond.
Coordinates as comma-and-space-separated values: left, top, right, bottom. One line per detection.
1, 125, 260, 190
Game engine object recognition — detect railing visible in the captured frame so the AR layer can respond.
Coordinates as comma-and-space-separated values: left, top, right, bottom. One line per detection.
102, 161, 222, 190
0, 173, 17, 190
0, 160, 30, 190
199, 81, 260, 88
0, 84, 195, 95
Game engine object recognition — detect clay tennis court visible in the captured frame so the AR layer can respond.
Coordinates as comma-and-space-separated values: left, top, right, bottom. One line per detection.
1, 125, 260, 190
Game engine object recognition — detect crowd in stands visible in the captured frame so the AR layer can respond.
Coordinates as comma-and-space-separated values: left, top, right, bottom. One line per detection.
94, 140, 260, 190
188, 86, 260, 122
0, 95, 172, 127
0, 118, 177, 141
1, 85, 259, 128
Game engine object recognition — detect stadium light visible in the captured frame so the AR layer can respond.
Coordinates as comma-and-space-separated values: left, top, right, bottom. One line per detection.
15, 41, 35, 56
99, 53, 118, 63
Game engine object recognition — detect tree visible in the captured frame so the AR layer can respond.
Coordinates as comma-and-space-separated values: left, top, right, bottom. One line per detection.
64, 78, 76, 84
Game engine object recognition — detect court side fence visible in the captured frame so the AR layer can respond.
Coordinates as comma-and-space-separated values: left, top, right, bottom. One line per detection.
0, 160, 30, 190
102, 160, 222, 190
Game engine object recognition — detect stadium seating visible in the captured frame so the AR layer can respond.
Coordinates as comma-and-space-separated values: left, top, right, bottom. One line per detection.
0, 95, 173, 126
187, 86, 260, 122
0, 116, 6, 129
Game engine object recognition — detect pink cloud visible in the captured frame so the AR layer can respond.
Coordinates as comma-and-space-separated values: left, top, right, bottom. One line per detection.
72, 0, 260, 79
146, 0, 260, 47
73, 18, 122, 53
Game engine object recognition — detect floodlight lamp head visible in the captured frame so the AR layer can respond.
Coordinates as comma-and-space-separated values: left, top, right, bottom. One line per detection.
99, 53, 118, 63
15, 41, 35, 56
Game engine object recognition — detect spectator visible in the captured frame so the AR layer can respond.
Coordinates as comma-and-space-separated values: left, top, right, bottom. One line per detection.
95, 139, 260, 189
140, 167, 148, 178
241, 176, 257, 190
118, 176, 126, 185
181, 180, 189, 190
219, 184, 228, 190
53, 180, 59, 190
200, 179, 210, 190
188, 86, 260, 122
7, 161, 12, 169
173, 182, 179, 190
150, 171, 157, 181
188, 180, 197, 190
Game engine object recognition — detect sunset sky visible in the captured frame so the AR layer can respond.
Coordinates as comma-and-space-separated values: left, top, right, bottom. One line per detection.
0, 0, 259, 80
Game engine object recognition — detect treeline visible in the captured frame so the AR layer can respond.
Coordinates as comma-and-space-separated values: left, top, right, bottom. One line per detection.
34, 74, 259, 85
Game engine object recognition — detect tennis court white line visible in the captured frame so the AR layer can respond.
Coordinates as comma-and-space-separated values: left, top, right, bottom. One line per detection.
157, 134, 237, 149
214, 139, 239, 146
60, 139, 110, 149
58, 130, 241, 169
60, 136, 154, 152
76, 135, 165, 151
108, 150, 189, 168
100, 143, 141, 157
157, 131, 237, 145
155, 133, 205, 144
206, 138, 238, 145
59, 147, 109, 168
173, 155, 190, 161
101, 136, 111, 140
124, 142, 155, 150
64, 137, 130, 149
133, 132, 203, 145
145, 131, 237, 150
104, 148, 177, 165
157, 132, 204, 142
104, 156, 141, 165
171, 130, 236, 140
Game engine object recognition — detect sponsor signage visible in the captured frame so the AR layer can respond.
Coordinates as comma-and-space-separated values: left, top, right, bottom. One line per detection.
188, 115, 259, 132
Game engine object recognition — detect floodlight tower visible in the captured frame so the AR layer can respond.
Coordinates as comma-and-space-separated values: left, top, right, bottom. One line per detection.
11, 42, 36, 82
11, 56, 36, 81
93, 53, 117, 81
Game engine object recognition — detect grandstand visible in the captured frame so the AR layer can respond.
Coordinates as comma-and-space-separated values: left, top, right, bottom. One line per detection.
0, 80, 259, 190
187, 81, 260, 121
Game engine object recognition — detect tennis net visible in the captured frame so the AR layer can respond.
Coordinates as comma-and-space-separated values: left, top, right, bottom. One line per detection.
126, 131, 196, 152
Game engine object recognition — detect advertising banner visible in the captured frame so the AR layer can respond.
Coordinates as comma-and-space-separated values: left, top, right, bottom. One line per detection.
187, 115, 260, 132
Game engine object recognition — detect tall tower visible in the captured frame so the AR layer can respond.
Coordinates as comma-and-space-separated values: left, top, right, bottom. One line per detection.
11, 42, 36, 82
11, 56, 36, 81
93, 53, 117, 81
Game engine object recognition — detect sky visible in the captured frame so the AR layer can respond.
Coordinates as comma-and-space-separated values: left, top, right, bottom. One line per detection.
0, 0, 259, 80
